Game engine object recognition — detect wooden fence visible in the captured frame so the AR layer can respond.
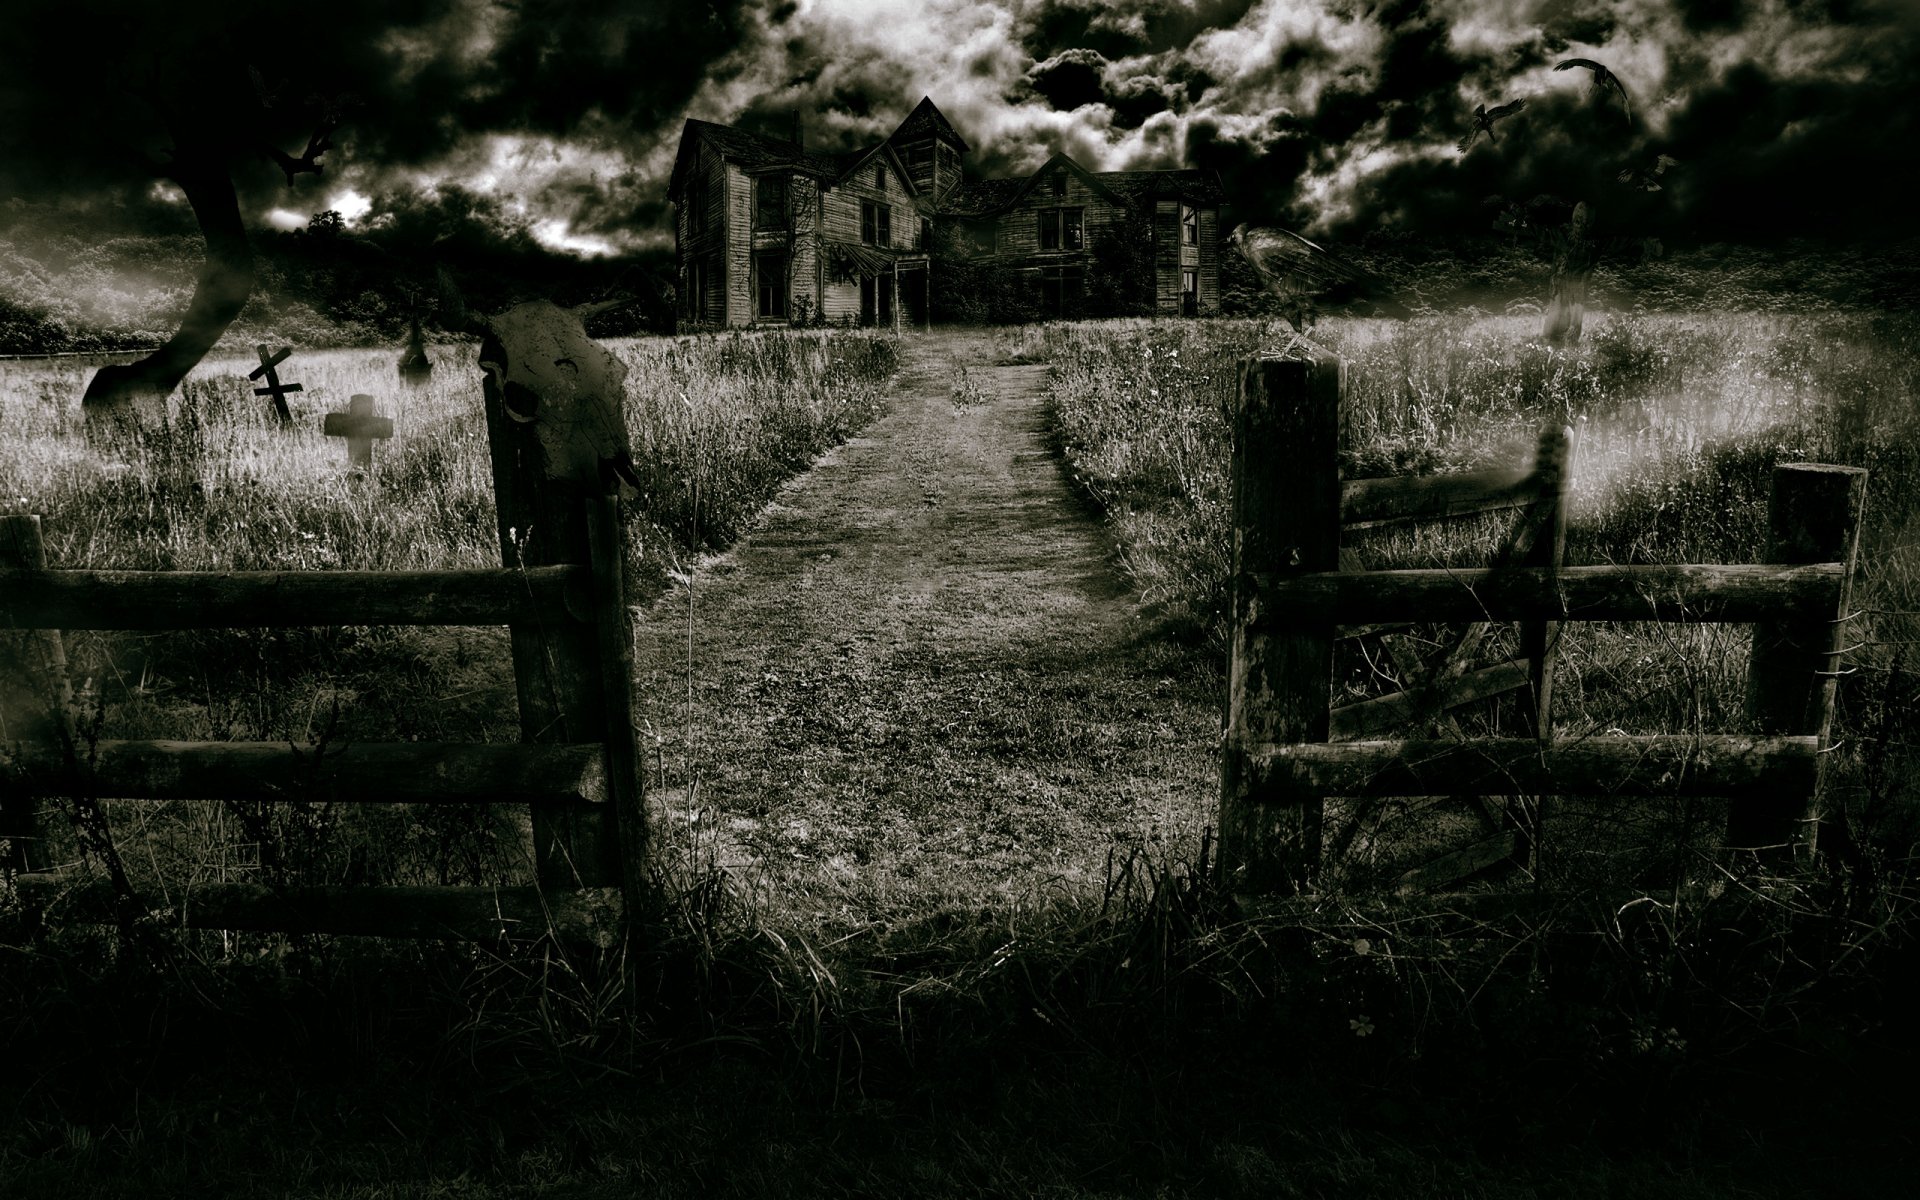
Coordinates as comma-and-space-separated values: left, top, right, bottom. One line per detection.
1219, 346, 1866, 895
0, 385, 646, 942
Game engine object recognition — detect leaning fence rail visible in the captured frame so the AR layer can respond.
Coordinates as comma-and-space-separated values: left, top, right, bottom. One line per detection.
1218, 345, 1865, 896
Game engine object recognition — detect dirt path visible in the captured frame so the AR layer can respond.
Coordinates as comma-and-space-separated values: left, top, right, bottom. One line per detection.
633, 329, 1217, 916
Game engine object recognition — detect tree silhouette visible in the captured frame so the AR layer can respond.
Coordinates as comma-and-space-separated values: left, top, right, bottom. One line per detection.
78, 71, 343, 435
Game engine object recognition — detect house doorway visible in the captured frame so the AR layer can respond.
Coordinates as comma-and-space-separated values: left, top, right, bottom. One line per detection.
860, 273, 894, 327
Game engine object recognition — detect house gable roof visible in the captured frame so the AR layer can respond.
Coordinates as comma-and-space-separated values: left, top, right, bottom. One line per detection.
831, 139, 921, 198
668, 119, 842, 198
888, 97, 969, 152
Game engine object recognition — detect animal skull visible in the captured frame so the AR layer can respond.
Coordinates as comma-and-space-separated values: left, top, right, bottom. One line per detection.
475, 300, 641, 496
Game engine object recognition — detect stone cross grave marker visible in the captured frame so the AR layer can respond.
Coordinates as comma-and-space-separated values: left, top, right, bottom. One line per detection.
249, 344, 303, 422
322, 393, 395, 471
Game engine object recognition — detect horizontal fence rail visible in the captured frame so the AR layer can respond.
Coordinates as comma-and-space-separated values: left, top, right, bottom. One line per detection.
7, 740, 607, 805
1330, 658, 1531, 740
0, 565, 590, 630
13, 878, 624, 942
1243, 734, 1819, 798
1341, 465, 1539, 529
1218, 348, 1867, 895
1248, 562, 1844, 628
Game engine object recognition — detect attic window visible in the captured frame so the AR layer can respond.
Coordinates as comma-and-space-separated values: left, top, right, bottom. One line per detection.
875, 164, 886, 190
1051, 171, 1066, 198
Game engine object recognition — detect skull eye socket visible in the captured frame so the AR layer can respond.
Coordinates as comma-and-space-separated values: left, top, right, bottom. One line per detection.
503, 380, 541, 424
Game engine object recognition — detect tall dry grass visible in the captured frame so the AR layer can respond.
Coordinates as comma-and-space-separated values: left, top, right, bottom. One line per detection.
1037, 312, 1920, 883
0, 328, 899, 892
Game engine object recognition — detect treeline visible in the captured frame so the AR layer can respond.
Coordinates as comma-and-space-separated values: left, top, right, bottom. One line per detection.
0, 202, 676, 356
1223, 233, 1920, 321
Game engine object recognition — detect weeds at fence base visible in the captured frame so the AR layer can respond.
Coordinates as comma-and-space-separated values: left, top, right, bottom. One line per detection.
5, 839, 1914, 1197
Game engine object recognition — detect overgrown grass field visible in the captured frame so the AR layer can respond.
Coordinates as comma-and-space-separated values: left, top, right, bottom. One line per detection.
4, 315, 1917, 1197
1039, 312, 1920, 888
1, 330, 899, 889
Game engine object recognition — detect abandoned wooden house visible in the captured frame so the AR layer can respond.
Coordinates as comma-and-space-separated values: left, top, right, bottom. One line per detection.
667, 97, 1226, 328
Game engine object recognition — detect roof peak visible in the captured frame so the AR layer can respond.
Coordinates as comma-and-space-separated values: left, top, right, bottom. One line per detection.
888, 97, 969, 153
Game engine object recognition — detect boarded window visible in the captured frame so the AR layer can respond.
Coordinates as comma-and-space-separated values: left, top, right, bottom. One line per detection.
1037, 208, 1083, 251
862, 201, 891, 245
756, 251, 788, 319
755, 176, 788, 229
1181, 204, 1198, 246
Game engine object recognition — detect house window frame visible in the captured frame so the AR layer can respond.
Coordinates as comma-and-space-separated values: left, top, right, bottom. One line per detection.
875, 163, 886, 190
1051, 171, 1067, 198
861, 200, 892, 246
754, 174, 789, 230
1181, 204, 1198, 246
755, 250, 789, 320
1037, 207, 1083, 252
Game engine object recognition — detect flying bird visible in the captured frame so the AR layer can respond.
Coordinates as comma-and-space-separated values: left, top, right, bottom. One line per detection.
1555, 58, 1632, 124
1457, 99, 1526, 153
1230, 225, 1382, 333
1617, 153, 1679, 191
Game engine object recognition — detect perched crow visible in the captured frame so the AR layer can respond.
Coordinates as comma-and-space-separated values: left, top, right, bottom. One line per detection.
1457, 99, 1526, 153
1555, 58, 1632, 124
1229, 225, 1382, 332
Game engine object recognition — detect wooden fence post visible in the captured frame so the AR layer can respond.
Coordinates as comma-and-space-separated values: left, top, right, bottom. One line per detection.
1513, 423, 1574, 869
586, 496, 649, 922
0, 515, 68, 875
480, 359, 628, 901
1218, 348, 1344, 895
1733, 463, 1867, 856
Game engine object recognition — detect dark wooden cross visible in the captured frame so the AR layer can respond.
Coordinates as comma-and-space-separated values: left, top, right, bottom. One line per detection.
248, 344, 303, 422
322, 393, 395, 470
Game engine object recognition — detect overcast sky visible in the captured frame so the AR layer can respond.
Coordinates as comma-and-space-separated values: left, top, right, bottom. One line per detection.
3, 0, 1915, 256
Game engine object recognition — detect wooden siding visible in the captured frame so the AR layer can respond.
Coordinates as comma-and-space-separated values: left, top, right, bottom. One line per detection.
822, 153, 918, 251
1197, 207, 1220, 315
972, 164, 1128, 269
674, 139, 730, 323
723, 164, 753, 324
745, 173, 823, 323
1153, 200, 1180, 313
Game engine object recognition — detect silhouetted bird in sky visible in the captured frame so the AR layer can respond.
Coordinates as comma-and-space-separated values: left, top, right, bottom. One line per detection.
1457, 99, 1526, 152
1555, 58, 1632, 124
1230, 224, 1384, 332
1617, 153, 1679, 191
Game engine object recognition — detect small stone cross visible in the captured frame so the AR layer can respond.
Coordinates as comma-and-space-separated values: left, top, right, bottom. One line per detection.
248, 344, 303, 422
322, 393, 395, 470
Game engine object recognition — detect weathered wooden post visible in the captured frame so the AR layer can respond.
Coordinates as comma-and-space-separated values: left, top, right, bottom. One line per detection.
1218, 347, 1344, 895
0, 515, 68, 875
476, 303, 647, 924
1514, 423, 1575, 868
1733, 463, 1867, 856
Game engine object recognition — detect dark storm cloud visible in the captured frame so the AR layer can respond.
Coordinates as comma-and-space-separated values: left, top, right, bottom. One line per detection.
3, 0, 1916, 253
0, 0, 752, 253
